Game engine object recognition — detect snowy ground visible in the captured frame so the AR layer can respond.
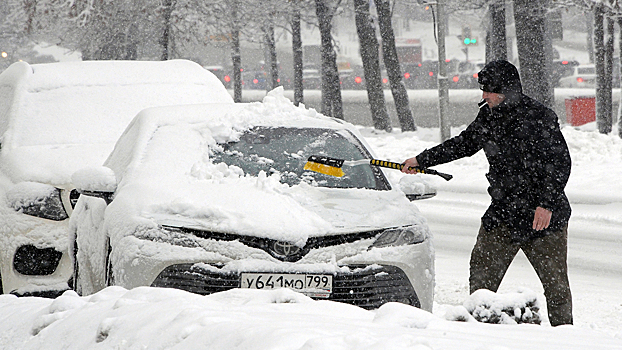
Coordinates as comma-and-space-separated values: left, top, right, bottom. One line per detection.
1, 119, 621, 349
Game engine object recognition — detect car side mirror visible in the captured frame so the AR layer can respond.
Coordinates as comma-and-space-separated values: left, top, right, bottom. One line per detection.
72, 166, 117, 205
399, 176, 437, 201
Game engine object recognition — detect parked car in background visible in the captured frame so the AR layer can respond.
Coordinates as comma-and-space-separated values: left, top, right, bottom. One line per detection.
242, 70, 269, 90
302, 65, 321, 90
0, 59, 233, 297
204, 65, 232, 89
449, 61, 484, 89
70, 90, 436, 311
402, 61, 438, 89
551, 60, 580, 87
558, 64, 596, 88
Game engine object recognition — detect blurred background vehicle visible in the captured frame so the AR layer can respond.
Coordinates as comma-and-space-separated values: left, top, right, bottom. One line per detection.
558, 64, 596, 88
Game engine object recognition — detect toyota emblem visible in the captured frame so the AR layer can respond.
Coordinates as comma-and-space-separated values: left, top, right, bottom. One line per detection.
271, 241, 301, 258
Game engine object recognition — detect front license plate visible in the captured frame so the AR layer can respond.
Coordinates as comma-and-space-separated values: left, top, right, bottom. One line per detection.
241, 273, 333, 298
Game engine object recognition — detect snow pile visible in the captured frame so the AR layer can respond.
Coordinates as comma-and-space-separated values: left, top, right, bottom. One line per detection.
1, 286, 619, 350
462, 289, 541, 325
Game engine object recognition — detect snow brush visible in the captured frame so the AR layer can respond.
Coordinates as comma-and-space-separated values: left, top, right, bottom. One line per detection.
304, 155, 453, 181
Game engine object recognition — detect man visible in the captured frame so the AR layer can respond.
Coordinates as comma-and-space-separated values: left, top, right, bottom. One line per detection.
402, 60, 573, 326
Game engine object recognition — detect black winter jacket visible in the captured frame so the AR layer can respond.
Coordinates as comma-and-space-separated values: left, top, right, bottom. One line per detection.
416, 94, 572, 242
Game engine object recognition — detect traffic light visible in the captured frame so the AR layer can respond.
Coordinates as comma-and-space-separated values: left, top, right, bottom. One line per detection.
461, 26, 477, 46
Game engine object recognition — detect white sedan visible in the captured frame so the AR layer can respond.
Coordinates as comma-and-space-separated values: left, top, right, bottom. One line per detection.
69, 90, 436, 311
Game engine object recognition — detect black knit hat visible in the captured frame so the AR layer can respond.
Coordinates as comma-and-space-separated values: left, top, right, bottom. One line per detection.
477, 60, 522, 94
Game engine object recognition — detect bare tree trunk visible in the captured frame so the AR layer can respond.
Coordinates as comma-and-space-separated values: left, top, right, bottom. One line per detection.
160, 0, 173, 60
24, 0, 37, 35
315, 0, 343, 119
264, 23, 279, 91
618, 17, 622, 138
353, 0, 391, 132
374, 0, 415, 131
230, 0, 242, 103
604, 14, 614, 131
513, 0, 553, 107
292, 7, 304, 106
587, 12, 595, 64
594, 4, 612, 134
487, 0, 507, 62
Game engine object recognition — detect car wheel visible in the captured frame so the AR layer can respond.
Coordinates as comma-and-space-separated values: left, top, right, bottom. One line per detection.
104, 238, 114, 287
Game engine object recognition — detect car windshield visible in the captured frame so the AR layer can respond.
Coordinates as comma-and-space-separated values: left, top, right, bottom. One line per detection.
211, 127, 389, 190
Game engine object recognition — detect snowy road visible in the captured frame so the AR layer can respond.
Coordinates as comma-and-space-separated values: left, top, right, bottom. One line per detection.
417, 190, 622, 333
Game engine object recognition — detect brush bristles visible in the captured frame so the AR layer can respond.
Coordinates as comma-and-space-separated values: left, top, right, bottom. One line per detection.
304, 161, 345, 177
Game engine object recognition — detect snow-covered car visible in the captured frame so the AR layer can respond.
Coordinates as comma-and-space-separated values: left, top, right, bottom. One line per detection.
70, 89, 436, 311
558, 64, 596, 88
0, 59, 233, 297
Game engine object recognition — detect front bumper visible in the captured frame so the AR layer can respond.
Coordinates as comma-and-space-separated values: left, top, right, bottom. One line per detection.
111, 229, 435, 311
0, 214, 73, 297
151, 263, 420, 310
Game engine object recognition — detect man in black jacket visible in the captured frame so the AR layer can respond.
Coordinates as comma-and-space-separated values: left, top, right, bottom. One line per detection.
402, 60, 573, 326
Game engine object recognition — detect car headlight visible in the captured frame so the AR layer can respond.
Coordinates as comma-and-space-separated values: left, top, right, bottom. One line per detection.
370, 226, 427, 249
6, 182, 69, 221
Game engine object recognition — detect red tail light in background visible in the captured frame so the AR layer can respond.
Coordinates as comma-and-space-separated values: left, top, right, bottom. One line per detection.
224, 75, 231, 82
452, 76, 459, 83
404, 72, 411, 79
253, 78, 259, 84
577, 77, 584, 83
355, 76, 362, 84
383, 78, 388, 84
429, 71, 434, 77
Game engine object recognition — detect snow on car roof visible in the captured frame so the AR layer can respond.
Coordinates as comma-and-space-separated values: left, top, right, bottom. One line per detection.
101, 88, 420, 243
0, 60, 233, 186
105, 87, 357, 178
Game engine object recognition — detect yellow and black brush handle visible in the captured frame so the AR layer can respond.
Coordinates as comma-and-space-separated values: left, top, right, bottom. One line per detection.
368, 159, 453, 181
305, 155, 453, 181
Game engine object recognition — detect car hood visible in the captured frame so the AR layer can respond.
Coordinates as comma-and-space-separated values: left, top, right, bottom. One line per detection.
135, 183, 423, 245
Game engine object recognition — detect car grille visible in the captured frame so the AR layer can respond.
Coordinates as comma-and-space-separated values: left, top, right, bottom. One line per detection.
151, 263, 419, 310
162, 225, 383, 263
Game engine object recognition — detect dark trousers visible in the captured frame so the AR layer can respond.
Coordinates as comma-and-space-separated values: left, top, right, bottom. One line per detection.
469, 224, 573, 326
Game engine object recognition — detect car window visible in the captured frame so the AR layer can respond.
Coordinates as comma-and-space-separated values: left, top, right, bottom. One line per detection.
578, 67, 596, 75
211, 127, 390, 190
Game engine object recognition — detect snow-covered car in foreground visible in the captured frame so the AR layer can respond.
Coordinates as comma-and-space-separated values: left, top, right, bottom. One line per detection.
0, 59, 233, 297
70, 89, 435, 311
